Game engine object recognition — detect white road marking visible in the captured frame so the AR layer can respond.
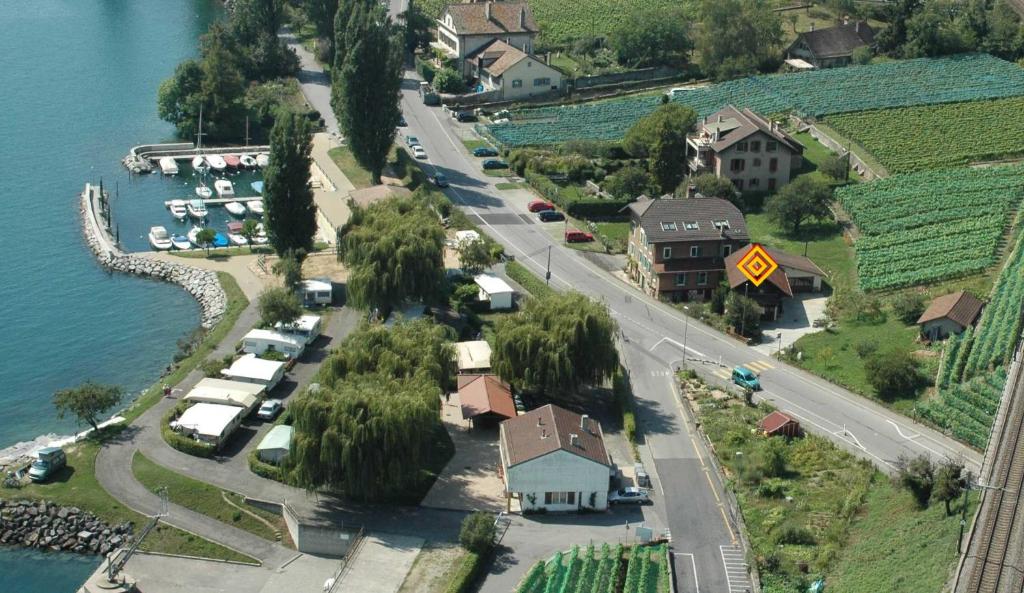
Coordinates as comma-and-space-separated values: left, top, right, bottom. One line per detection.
720, 545, 753, 593
888, 419, 922, 441
649, 336, 708, 359
673, 552, 700, 593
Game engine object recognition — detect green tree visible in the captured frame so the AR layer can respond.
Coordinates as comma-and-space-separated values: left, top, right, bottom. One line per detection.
818, 154, 848, 181
865, 349, 921, 400
241, 218, 260, 251
333, 2, 404, 184
851, 46, 874, 65
157, 60, 204, 139
695, 0, 783, 80
876, 0, 923, 54
401, 2, 434, 53
933, 459, 965, 515
263, 112, 317, 256
765, 176, 833, 235
904, 0, 968, 57
759, 437, 788, 478
332, 0, 375, 72
491, 292, 618, 396
896, 454, 935, 508
458, 239, 501, 275
890, 293, 926, 325
273, 249, 305, 290
230, 0, 297, 81
459, 512, 496, 554
53, 382, 123, 432
258, 286, 304, 327
196, 228, 218, 255
725, 292, 761, 338
197, 24, 248, 142
623, 103, 697, 194
690, 173, 738, 202
305, 0, 340, 49
602, 166, 655, 199
431, 67, 465, 94
337, 198, 447, 310
610, 9, 691, 67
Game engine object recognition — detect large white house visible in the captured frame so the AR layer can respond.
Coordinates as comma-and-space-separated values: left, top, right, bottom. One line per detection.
436, 1, 538, 76
499, 404, 612, 512
466, 39, 562, 100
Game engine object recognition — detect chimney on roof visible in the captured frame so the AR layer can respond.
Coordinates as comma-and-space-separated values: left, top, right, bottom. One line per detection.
485, 1, 491, 22
536, 417, 543, 427
717, 115, 722, 123
569, 433, 580, 447
686, 184, 696, 199
541, 429, 548, 439
520, 6, 527, 29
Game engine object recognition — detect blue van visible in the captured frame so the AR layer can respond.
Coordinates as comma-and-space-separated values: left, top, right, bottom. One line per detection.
732, 366, 761, 391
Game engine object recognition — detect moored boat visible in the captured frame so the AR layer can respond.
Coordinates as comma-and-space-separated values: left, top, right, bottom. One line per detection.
195, 181, 212, 199
250, 180, 264, 194
227, 221, 243, 234
192, 155, 208, 173
213, 232, 230, 248
247, 199, 264, 215
224, 201, 246, 217
214, 179, 235, 198
187, 199, 208, 220
223, 154, 241, 169
239, 154, 257, 168
168, 199, 188, 221
170, 234, 191, 250
255, 153, 270, 167
148, 226, 173, 250
187, 226, 204, 247
159, 157, 179, 175
205, 154, 227, 171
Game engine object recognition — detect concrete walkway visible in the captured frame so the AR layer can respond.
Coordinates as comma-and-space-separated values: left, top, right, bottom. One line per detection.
143, 252, 271, 301
310, 132, 354, 231
334, 534, 424, 593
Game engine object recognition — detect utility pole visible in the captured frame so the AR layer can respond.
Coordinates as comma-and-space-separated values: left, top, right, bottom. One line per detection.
545, 245, 552, 285
682, 306, 690, 369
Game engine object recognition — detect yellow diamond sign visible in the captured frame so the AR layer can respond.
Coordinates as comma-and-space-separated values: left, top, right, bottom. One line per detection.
737, 243, 778, 287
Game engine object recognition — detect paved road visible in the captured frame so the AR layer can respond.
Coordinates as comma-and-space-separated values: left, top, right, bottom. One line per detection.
282, 28, 339, 136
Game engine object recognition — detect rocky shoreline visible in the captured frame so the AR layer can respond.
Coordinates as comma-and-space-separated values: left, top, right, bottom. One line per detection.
0, 500, 133, 556
79, 185, 227, 328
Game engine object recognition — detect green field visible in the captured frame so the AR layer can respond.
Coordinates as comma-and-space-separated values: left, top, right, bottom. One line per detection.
825, 97, 1024, 173
516, 543, 669, 593
834, 165, 1024, 291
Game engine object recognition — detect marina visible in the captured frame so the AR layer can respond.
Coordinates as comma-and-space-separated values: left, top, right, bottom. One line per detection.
122, 142, 270, 174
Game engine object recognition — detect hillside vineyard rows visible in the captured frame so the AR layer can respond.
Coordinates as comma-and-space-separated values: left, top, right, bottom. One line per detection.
486, 54, 1024, 146
516, 543, 670, 593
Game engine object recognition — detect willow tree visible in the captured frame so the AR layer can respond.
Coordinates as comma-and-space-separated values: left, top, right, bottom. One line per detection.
336, 198, 446, 310
491, 292, 619, 396
263, 112, 316, 256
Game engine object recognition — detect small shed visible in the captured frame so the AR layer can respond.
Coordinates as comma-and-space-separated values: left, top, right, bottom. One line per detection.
759, 411, 801, 438
458, 374, 516, 427
455, 340, 492, 373
256, 425, 293, 465
242, 329, 305, 359
300, 278, 333, 306
917, 290, 984, 341
221, 354, 287, 390
173, 403, 245, 449
183, 378, 265, 415
474, 274, 514, 310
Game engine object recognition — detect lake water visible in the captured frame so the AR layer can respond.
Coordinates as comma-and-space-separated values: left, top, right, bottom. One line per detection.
0, 0, 222, 586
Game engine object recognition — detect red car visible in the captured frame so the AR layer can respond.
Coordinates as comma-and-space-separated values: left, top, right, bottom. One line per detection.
528, 200, 555, 213
565, 230, 594, 243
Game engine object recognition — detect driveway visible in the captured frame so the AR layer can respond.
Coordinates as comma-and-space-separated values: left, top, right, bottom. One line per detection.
753, 292, 829, 357
335, 534, 424, 593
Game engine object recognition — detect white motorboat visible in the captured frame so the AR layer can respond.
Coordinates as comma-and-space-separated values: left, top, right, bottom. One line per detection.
187, 226, 209, 247
255, 153, 270, 167
252, 223, 269, 244
205, 154, 227, 171
239, 154, 257, 168
187, 199, 208, 219
224, 201, 246, 217
247, 199, 265, 215
214, 179, 235, 198
228, 233, 248, 246
192, 155, 208, 173
195, 181, 213, 199
168, 199, 188, 221
148, 226, 173, 250
159, 157, 179, 175
170, 234, 191, 250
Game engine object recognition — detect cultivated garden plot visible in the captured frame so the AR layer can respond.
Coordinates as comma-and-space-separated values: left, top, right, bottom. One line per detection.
487, 54, 1024, 146
516, 543, 669, 593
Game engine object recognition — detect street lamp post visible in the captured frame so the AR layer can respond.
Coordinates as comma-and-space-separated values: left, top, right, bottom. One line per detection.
682, 305, 690, 370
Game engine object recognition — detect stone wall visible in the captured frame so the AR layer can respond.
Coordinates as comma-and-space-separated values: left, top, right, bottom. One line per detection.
79, 185, 227, 328
0, 499, 133, 555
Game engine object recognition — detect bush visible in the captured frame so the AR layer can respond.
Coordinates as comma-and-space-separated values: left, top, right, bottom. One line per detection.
415, 57, 436, 83
774, 523, 817, 546
896, 454, 935, 508
433, 67, 465, 94
506, 260, 555, 299
459, 512, 495, 554
854, 340, 878, 358
613, 369, 637, 449
756, 478, 787, 498
161, 403, 216, 458
452, 283, 481, 308
890, 293, 926, 325
865, 349, 922, 400
819, 154, 848, 180
444, 551, 483, 593
248, 449, 285, 482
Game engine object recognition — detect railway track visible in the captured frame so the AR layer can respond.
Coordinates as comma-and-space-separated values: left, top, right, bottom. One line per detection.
957, 348, 1024, 593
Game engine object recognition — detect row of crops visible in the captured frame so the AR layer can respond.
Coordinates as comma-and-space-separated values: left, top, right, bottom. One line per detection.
918, 369, 1007, 449
516, 543, 669, 593
488, 54, 1024, 146
833, 164, 1024, 291
824, 97, 1024, 174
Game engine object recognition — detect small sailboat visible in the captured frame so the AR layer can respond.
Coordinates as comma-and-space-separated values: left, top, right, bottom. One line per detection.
239, 154, 257, 168
192, 105, 209, 173
255, 153, 270, 168
205, 154, 227, 171
223, 154, 241, 169
224, 201, 246, 217
159, 157, 179, 175
148, 226, 173, 250
250, 181, 264, 195
187, 199, 208, 219
192, 155, 209, 173
168, 199, 188, 221
247, 199, 264, 215
195, 181, 213, 199
170, 234, 191, 250
214, 179, 234, 198
213, 232, 230, 248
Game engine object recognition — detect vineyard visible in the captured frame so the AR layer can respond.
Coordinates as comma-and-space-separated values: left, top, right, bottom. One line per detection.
488, 54, 1024, 146
515, 543, 669, 593
833, 165, 1024, 291
918, 369, 1007, 449
824, 97, 1024, 173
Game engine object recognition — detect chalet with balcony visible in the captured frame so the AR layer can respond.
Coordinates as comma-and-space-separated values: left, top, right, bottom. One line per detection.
436, 1, 539, 77
467, 39, 562, 100
626, 195, 750, 302
687, 106, 804, 193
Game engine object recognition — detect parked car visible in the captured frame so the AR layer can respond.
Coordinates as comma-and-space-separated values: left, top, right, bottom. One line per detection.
482, 159, 508, 170
28, 447, 66, 483
473, 147, 499, 157
405, 135, 419, 146
398, 114, 407, 127
527, 200, 555, 212
257, 399, 284, 421
430, 172, 450, 188
608, 487, 651, 505
456, 111, 477, 122
412, 145, 428, 159
732, 366, 761, 391
538, 210, 565, 222
565, 230, 594, 243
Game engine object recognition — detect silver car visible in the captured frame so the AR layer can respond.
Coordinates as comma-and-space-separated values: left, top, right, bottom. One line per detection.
257, 399, 283, 421
608, 487, 651, 505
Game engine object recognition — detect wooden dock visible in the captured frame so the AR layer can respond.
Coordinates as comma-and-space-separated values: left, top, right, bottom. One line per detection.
164, 196, 262, 207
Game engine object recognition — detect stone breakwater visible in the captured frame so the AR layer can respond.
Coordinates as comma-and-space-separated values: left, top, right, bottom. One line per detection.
79, 184, 226, 328
0, 499, 133, 556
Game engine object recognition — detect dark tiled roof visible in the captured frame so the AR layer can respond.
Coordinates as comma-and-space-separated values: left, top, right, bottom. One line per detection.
917, 291, 984, 328
628, 196, 749, 243
500, 404, 610, 468
699, 105, 803, 154
723, 244, 828, 298
794, 21, 875, 59
458, 374, 516, 420
442, 2, 538, 36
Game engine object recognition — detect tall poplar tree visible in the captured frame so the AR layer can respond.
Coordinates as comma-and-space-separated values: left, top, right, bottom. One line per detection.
263, 113, 317, 256
333, 2, 403, 184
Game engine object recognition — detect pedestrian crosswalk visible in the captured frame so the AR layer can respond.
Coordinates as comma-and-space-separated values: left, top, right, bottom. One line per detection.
720, 544, 754, 593
711, 360, 774, 380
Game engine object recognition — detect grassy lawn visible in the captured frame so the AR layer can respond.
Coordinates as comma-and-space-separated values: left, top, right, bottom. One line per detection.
170, 246, 274, 259
745, 213, 856, 294
0, 432, 254, 563
594, 221, 630, 253
483, 167, 513, 178
461, 138, 490, 152
792, 131, 858, 186
548, 52, 582, 75
397, 542, 471, 593
329, 145, 374, 189
813, 122, 889, 178
495, 182, 526, 190
131, 452, 282, 542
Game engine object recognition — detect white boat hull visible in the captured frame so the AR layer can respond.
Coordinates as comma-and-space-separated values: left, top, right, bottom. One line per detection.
206, 155, 227, 171
224, 201, 246, 217
255, 153, 270, 168
170, 237, 191, 250
169, 200, 188, 221
239, 154, 257, 168
159, 157, 179, 175
247, 200, 264, 215
192, 156, 208, 172
228, 233, 248, 246
214, 180, 235, 198
195, 185, 213, 199
149, 236, 172, 250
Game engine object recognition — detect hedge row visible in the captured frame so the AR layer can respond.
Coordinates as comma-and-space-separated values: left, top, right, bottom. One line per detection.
524, 171, 630, 219
248, 449, 285, 482
161, 403, 216, 459
445, 551, 484, 593
506, 260, 555, 300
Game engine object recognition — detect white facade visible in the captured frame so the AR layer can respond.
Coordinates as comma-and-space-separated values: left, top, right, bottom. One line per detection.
475, 274, 514, 310
242, 329, 305, 359
480, 57, 562, 101
502, 449, 610, 512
